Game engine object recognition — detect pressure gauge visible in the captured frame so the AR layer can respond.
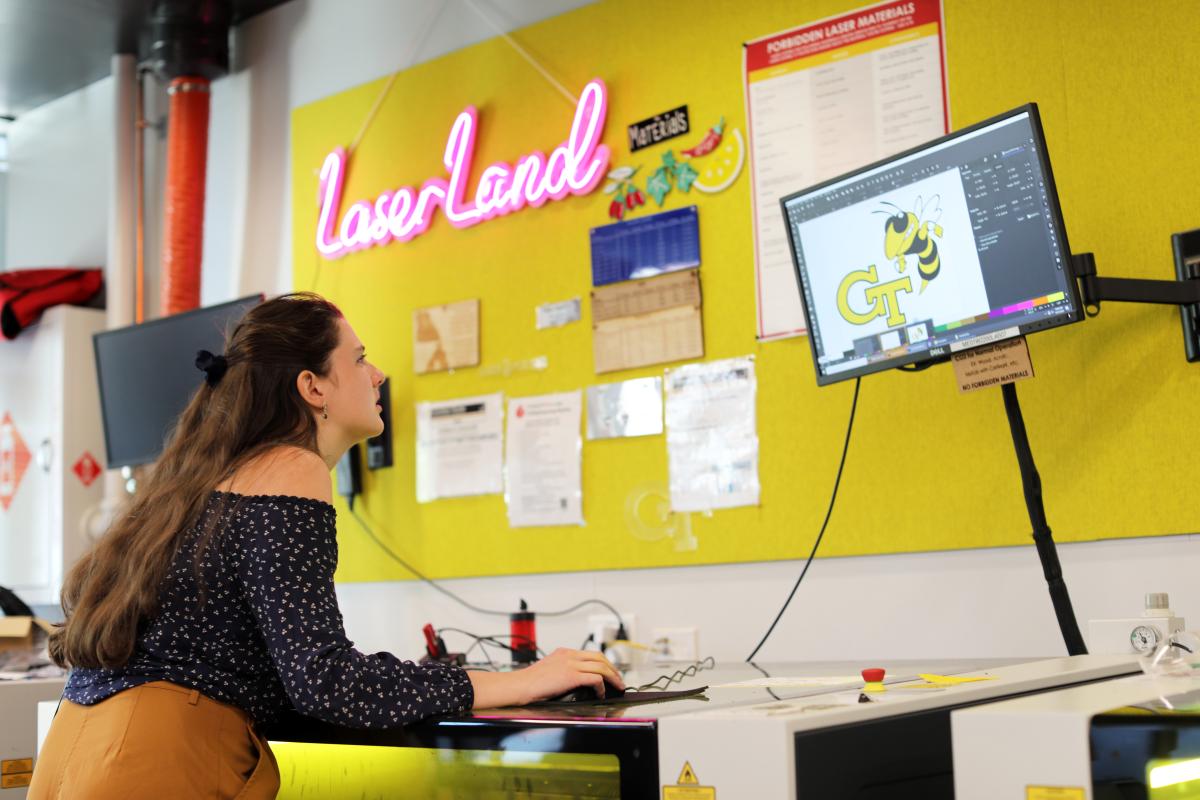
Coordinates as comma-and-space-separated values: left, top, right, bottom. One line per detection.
1130, 624, 1161, 654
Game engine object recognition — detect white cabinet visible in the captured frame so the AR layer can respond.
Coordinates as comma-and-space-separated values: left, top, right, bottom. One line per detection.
0, 305, 105, 606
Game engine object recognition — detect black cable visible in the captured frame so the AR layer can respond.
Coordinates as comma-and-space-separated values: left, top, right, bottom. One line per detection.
537, 598, 626, 624
747, 660, 781, 701
459, 638, 485, 665
460, 637, 498, 669
438, 627, 548, 660
478, 633, 548, 658
745, 376, 861, 662
349, 508, 626, 626
1001, 382, 1087, 656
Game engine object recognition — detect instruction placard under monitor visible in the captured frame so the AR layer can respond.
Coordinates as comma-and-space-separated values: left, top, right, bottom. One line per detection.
952, 336, 1034, 394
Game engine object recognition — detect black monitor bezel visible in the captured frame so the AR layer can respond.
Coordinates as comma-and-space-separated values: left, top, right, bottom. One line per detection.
93, 294, 263, 469
780, 102, 1082, 386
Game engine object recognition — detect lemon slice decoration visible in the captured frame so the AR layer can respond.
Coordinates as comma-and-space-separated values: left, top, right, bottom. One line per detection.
692, 128, 746, 194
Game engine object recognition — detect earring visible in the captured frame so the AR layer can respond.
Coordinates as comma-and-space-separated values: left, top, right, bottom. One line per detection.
322, 403, 328, 420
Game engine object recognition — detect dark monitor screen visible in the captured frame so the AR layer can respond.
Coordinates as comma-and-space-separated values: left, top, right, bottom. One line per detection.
93, 295, 262, 468
781, 104, 1082, 385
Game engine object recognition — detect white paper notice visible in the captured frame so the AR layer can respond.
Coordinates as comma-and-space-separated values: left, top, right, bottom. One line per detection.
586, 377, 664, 440
415, 393, 504, 503
665, 357, 760, 512
505, 391, 584, 527
536, 298, 582, 330
744, 0, 949, 341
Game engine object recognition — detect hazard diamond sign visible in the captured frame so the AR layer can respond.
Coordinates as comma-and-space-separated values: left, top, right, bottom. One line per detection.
73, 451, 101, 488
0, 413, 31, 512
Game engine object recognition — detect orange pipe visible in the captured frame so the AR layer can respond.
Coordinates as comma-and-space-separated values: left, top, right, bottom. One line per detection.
160, 77, 210, 316
135, 69, 146, 324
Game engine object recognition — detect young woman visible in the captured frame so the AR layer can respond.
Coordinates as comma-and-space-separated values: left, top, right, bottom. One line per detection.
30, 293, 622, 799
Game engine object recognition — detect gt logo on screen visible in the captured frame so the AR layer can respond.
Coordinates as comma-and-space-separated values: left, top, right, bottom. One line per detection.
835, 195, 945, 327
836, 265, 913, 326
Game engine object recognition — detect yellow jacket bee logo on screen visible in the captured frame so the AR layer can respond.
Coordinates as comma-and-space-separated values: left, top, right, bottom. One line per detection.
835, 195, 944, 327
880, 196, 943, 293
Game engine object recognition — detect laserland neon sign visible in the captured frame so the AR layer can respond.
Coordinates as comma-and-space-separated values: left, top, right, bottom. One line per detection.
316, 78, 611, 259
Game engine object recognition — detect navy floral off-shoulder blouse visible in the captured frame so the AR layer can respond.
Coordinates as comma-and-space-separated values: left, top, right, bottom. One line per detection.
65, 492, 474, 728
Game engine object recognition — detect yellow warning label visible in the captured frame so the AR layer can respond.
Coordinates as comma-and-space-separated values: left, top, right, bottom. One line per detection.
1026, 787, 1085, 800
663, 761, 716, 799
663, 785, 716, 800
0, 759, 32, 776
1, 773, 33, 789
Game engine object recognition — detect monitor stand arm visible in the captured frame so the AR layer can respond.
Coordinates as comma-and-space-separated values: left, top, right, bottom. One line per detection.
1071, 249, 1200, 361
999, 246, 1200, 656
1002, 381, 1088, 656
1072, 251, 1200, 309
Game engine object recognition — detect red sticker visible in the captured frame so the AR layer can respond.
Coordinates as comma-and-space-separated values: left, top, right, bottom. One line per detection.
0, 412, 31, 512
73, 451, 101, 488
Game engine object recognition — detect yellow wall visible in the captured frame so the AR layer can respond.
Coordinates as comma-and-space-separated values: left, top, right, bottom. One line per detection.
290, 0, 1200, 582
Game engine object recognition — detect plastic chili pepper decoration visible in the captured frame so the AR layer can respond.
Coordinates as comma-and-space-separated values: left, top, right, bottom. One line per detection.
604, 166, 643, 220
679, 117, 725, 158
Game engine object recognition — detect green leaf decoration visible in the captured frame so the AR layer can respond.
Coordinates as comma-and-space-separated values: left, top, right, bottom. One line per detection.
646, 168, 672, 205
661, 151, 677, 170
674, 161, 699, 192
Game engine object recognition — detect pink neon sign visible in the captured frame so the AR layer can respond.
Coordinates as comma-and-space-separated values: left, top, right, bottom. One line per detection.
316, 79, 611, 259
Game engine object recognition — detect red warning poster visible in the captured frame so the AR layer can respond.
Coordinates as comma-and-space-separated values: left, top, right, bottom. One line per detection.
744, 0, 949, 341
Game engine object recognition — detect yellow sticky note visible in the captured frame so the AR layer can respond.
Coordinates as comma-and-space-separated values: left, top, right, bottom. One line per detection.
918, 673, 995, 686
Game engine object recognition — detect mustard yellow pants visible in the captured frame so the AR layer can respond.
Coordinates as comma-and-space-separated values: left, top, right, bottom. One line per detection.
28, 680, 280, 799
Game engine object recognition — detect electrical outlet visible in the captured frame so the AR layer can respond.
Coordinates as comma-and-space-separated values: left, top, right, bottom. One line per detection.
587, 612, 636, 651
651, 626, 698, 663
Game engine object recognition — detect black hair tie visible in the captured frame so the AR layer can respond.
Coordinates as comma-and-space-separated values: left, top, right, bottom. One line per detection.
195, 350, 229, 387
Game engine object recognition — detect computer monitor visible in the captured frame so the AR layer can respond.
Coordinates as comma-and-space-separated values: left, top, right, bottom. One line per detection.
93, 295, 262, 468
781, 104, 1082, 385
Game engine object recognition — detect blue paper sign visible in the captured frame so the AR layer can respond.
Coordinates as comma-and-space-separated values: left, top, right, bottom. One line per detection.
589, 206, 700, 287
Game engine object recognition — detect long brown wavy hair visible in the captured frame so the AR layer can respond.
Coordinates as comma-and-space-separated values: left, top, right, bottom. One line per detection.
49, 292, 343, 669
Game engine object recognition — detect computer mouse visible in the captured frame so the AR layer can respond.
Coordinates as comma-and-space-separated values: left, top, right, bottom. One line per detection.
547, 678, 627, 703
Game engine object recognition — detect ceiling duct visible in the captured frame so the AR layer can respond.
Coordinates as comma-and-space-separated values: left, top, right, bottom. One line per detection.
141, 0, 231, 84
141, 0, 231, 316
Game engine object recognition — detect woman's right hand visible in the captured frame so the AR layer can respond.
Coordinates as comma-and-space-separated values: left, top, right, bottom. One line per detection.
467, 648, 625, 709
518, 647, 626, 704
